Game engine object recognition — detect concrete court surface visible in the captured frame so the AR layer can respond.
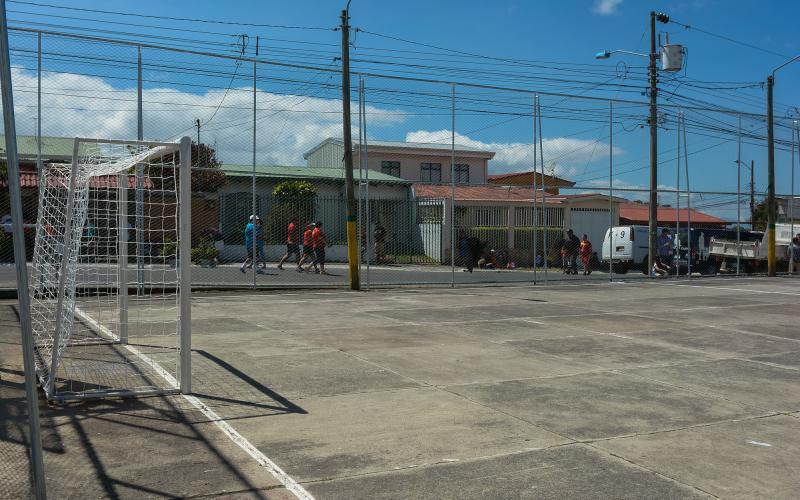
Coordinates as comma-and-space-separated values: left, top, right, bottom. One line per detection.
2, 276, 800, 499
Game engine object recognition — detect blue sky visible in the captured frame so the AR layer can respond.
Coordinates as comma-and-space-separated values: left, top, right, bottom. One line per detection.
5, 0, 800, 219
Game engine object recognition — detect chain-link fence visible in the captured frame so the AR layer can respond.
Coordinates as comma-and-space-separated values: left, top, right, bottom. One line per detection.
2, 27, 799, 292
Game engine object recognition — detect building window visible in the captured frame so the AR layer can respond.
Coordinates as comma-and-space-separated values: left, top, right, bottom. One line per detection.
455, 164, 470, 183
381, 160, 401, 177
420, 162, 441, 183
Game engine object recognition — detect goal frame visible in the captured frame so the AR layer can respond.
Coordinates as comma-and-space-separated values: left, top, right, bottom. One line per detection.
37, 135, 192, 401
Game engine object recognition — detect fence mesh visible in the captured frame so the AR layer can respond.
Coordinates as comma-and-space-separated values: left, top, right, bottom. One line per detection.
1, 27, 799, 292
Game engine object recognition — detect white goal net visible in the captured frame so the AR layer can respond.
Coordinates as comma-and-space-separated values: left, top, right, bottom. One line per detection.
29, 137, 192, 401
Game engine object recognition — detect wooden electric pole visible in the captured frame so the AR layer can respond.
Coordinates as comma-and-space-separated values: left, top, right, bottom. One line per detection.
340, 7, 360, 290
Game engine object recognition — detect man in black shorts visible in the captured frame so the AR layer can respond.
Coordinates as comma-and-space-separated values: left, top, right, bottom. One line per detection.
278, 217, 300, 270
297, 223, 316, 272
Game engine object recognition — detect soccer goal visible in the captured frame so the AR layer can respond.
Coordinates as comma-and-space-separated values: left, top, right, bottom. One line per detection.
29, 136, 192, 401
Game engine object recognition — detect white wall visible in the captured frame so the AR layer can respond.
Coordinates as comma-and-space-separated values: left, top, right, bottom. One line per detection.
355, 150, 488, 184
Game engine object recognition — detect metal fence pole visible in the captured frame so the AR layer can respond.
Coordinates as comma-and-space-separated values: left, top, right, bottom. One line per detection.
537, 96, 548, 284
362, 76, 371, 290
791, 121, 796, 272
737, 114, 742, 275
682, 113, 692, 277
357, 75, 363, 272
609, 101, 614, 282
532, 94, 538, 284
36, 31, 42, 178
252, 59, 257, 288
676, 111, 681, 278
0, 3, 47, 496
136, 45, 144, 296
450, 83, 456, 287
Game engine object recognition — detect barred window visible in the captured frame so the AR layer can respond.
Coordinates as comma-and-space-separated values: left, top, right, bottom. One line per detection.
455, 164, 470, 183
420, 162, 442, 183
381, 160, 401, 177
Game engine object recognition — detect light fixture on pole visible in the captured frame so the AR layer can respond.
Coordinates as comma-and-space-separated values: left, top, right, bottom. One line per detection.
596, 11, 673, 276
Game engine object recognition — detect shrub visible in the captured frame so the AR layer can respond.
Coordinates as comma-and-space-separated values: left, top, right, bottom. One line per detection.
191, 243, 218, 263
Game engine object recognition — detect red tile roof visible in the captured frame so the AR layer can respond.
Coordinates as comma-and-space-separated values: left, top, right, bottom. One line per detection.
2, 167, 152, 189
487, 170, 575, 187
414, 183, 564, 203
618, 202, 726, 225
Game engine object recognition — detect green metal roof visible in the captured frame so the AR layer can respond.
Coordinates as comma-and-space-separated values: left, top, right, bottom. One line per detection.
220, 164, 411, 184
0, 135, 75, 159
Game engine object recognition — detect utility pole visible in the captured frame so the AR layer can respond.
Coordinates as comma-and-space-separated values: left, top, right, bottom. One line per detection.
647, 12, 669, 276
340, 7, 360, 290
195, 118, 200, 146
766, 75, 776, 275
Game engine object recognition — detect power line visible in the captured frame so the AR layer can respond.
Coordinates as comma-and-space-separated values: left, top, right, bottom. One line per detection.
670, 18, 790, 59
8, 0, 334, 30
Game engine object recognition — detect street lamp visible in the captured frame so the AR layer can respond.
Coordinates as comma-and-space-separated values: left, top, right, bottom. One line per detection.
766, 54, 800, 276
596, 11, 670, 277
595, 50, 648, 60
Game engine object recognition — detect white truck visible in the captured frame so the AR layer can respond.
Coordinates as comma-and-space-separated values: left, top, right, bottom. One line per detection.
709, 224, 796, 273
601, 225, 673, 274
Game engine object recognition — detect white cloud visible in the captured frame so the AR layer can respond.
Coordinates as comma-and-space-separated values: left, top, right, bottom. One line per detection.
4, 67, 404, 166
593, 0, 623, 15
404, 129, 622, 178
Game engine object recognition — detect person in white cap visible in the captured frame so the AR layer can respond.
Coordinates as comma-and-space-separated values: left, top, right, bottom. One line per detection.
241, 215, 265, 274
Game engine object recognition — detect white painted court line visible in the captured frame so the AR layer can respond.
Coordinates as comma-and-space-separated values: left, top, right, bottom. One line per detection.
663, 282, 800, 296
73, 306, 314, 500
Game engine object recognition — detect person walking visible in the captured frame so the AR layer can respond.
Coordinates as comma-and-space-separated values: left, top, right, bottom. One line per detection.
240, 215, 265, 274
306, 221, 329, 275
463, 235, 483, 273
657, 228, 675, 271
788, 234, 800, 274
277, 217, 300, 270
297, 223, 316, 272
579, 234, 593, 275
255, 217, 267, 270
564, 229, 580, 275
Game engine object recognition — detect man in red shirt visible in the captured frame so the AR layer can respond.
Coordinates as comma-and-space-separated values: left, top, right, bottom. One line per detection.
305, 221, 329, 275
297, 223, 316, 272
277, 217, 300, 270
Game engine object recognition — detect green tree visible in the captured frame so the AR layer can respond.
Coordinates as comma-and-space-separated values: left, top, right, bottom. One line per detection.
751, 199, 768, 231
268, 180, 316, 243
149, 142, 226, 192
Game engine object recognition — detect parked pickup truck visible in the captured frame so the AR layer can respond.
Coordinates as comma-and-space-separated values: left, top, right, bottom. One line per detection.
709, 224, 796, 273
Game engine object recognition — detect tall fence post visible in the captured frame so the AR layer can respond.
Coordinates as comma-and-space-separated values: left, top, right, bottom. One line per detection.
609, 101, 614, 282
357, 75, 363, 272
682, 112, 692, 278
537, 96, 548, 284
737, 114, 742, 275
36, 31, 42, 178
135, 46, 145, 296
675, 110, 681, 278
791, 121, 797, 272
361, 76, 371, 289
252, 59, 257, 288
532, 94, 538, 284
0, 5, 47, 497
450, 83, 456, 287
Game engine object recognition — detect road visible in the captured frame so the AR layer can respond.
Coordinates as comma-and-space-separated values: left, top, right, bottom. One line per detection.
1, 262, 642, 290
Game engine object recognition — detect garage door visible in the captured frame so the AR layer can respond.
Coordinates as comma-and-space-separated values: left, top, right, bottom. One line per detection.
569, 208, 611, 249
